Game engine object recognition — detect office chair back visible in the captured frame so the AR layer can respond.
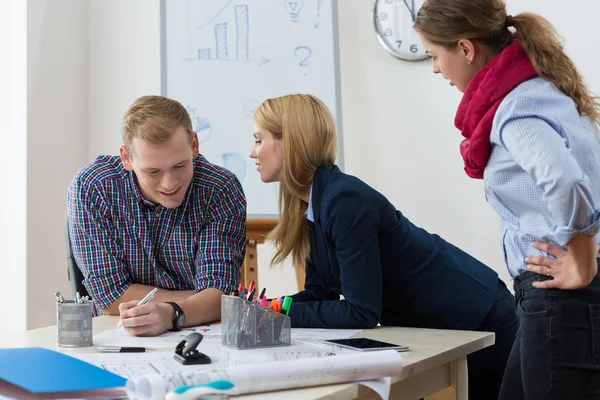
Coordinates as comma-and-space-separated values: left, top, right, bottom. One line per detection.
64, 214, 90, 299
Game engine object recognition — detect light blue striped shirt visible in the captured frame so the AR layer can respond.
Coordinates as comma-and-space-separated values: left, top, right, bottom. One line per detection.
486, 77, 600, 277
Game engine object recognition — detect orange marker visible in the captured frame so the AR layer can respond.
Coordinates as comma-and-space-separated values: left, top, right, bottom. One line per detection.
270, 298, 281, 313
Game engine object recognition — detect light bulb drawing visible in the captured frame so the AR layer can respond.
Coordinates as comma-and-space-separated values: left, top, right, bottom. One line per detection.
284, 0, 304, 23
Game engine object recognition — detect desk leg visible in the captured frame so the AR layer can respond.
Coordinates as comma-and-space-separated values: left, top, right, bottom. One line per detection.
453, 356, 468, 400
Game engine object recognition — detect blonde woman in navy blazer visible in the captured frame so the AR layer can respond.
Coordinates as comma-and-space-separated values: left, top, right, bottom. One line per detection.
250, 93, 517, 399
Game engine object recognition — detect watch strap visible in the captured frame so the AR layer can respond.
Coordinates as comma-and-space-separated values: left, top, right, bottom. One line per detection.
165, 301, 184, 331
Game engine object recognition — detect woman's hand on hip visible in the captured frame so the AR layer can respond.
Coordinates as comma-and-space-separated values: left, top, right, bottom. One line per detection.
525, 234, 598, 290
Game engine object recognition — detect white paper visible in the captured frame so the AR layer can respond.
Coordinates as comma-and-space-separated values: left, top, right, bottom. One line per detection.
290, 328, 361, 341
74, 342, 350, 377
358, 377, 392, 400
116, 323, 221, 336
95, 325, 354, 349
125, 350, 403, 400
72, 353, 196, 380
94, 323, 221, 348
222, 343, 353, 366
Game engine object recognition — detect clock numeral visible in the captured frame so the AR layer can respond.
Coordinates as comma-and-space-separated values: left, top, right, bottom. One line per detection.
396, 40, 402, 49
378, 12, 388, 21
410, 44, 419, 53
384, 28, 393, 37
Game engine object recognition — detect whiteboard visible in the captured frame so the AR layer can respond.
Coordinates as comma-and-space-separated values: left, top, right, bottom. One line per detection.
161, 0, 343, 217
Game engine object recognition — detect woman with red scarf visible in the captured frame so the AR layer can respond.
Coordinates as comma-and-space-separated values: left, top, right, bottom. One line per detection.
415, 1, 600, 398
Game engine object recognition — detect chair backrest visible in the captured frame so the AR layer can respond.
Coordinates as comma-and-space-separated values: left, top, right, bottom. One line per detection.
64, 214, 90, 299
244, 219, 306, 293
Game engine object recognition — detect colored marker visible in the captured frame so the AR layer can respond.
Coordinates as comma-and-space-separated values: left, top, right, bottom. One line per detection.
270, 298, 281, 313
281, 296, 293, 316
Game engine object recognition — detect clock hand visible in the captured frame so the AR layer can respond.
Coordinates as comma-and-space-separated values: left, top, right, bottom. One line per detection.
403, 0, 416, 22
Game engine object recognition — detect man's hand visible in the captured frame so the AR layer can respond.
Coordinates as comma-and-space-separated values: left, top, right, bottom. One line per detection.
526, 235, 598, 290
118, 301, 175, 337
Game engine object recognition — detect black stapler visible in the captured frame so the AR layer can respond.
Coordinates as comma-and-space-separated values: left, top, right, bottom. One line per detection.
174, 332, 212, 365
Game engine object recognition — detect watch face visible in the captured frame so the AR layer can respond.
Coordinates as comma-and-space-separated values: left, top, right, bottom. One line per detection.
175, 312, 185, 330
373, 0, 429, 61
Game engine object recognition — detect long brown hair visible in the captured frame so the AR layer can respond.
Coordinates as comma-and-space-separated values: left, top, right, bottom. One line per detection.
414, 0, 600, 126
254, 94, 337, 267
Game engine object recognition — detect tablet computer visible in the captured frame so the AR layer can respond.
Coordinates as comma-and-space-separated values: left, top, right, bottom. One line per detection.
319, 338, 409, 352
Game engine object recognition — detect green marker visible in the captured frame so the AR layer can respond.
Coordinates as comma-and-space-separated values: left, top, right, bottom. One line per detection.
281, 296, 293, 316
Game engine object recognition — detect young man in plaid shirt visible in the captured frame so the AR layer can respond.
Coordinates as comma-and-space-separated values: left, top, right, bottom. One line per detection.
67, 96, 246, 336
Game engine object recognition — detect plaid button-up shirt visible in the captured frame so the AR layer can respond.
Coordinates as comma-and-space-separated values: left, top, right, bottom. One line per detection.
67, 155, 246, 314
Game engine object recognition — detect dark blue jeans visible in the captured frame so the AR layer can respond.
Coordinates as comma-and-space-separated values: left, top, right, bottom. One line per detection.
468, 279, 519, 400
499, 260, 600, 400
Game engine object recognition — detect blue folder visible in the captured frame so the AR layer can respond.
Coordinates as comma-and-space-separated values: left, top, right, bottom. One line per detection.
0, 347, 126, 393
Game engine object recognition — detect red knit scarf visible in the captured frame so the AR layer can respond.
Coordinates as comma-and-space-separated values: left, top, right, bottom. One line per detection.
454, 40, 538, 179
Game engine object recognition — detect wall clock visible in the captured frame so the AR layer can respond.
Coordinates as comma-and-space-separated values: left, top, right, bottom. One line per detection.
373, 0, 429, 61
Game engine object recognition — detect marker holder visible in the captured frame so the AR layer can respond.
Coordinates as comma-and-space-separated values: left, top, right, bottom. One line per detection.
56, 300, 93, 347
221, 295, 291, 350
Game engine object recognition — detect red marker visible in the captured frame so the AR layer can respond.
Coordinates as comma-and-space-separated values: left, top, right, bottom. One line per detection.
247, 280, 255, 294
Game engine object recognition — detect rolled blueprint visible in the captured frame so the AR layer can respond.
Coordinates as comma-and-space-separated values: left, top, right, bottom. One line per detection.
126, 349, 404, 400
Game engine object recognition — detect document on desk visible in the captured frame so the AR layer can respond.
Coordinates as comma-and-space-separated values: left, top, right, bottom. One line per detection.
93, 323, 221, 348
125, 350, 403, 400
74, 342, 351, 380
71, 353, 200, 380
94, 325, 354, 349
291, 328, 361, 341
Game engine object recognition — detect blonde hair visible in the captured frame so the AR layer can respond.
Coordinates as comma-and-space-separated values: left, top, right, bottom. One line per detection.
414, 0, 600, 126
254, 94, 337, 268
122, 96, 194, 153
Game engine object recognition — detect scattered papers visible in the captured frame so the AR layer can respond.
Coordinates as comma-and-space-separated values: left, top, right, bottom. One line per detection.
94, 324, 222, 348
291, 328, 361, 341
94, 324, 357, 349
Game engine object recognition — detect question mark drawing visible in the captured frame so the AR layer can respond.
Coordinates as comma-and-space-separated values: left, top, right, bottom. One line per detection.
294, 46, 312, 72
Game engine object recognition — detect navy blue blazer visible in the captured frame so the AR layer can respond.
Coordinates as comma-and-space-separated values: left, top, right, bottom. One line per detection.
288, 164, 499, 329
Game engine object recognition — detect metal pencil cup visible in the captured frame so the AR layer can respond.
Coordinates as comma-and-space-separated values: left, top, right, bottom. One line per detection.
57, 300, 93, 347
221, 295, 291, 349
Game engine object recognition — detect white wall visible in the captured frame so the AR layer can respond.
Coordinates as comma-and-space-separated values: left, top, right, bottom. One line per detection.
0, 1, 27, 334
10, 0, 600, 330
87, 0, 162, 159
26, 0, 88, 329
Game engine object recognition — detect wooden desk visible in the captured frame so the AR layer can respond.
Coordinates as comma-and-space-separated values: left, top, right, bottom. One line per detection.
0, 316, 493, 399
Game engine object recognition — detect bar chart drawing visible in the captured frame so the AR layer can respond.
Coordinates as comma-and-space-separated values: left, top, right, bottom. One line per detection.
215, 23, 228, 59
197, 49, 211, 60
235, 5, 249, 59
189, 3, 259, 63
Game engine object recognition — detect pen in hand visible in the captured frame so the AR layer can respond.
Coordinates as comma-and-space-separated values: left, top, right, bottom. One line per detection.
115, 287, 158, 330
